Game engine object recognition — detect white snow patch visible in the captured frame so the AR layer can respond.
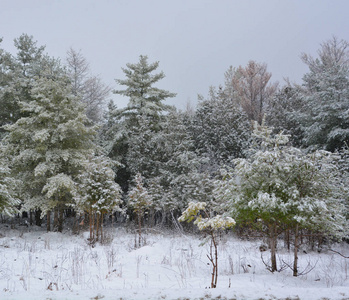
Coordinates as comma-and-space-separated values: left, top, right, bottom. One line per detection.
0, 225, 348, 299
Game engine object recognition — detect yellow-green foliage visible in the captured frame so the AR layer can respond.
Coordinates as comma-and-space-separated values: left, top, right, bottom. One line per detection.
195, 214, 235, 231
178, 201, 235, 231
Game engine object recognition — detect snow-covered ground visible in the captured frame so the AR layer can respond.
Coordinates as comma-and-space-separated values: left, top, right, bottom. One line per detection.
0, 224, 348, 300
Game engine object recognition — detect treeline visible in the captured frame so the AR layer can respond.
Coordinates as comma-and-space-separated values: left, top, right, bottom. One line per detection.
0, 35, 348, 259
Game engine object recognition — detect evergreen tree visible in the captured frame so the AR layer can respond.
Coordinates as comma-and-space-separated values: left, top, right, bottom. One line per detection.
215, 122, 348, 274
114, 55, 176, 126
147, 111, 214, 220
0, 34, 60, 138
299, 37, 349, 151
0, 38, 16, 138
338, 143, 349, 219
190, 87, 251, 172
74, 155, 123, 242
265, 85, 305, 147
3, 69, 96, 231
0, 144, 19, 215
105, 55, 176, 191
128, 173, 153, 247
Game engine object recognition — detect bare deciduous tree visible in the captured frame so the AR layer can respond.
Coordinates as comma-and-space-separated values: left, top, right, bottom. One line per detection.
66, 48, 111, 123
230, 61, 278, 124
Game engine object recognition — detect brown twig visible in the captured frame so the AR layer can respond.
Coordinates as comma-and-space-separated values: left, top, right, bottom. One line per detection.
328, 249, 349, 258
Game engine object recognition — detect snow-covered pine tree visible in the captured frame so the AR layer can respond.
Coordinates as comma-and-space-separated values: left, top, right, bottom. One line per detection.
265, 85, 305, 147
114, 55, 176, 126
0, 38, 15, 138
105, 55, 176, 191
298, 37, 349, 151
190, 86, 251, 172
338, 143, 349, 219
147, 110, 214, 222
214, 122, 348, 274
128, 173, 153, 248
0, 144, 19, 216
0, 34, 59, 134
74, 155, 123, 243
3, 68, 97, 231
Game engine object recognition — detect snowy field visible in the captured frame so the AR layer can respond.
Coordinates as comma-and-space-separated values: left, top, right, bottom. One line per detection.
0, 225, 348, 300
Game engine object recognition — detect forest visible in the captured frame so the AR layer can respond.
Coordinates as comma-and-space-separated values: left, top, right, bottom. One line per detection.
0, 34, 348, 294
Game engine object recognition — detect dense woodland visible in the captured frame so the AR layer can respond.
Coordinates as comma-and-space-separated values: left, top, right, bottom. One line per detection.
0, 34, 348, 276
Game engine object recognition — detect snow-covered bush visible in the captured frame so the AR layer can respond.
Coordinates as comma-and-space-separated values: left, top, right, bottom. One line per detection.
74, 155, 123, 243
179, 201, 235, 288
128, 173, 153, 248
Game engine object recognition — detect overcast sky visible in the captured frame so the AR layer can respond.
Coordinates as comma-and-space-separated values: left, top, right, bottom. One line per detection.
1, 0, 349, 109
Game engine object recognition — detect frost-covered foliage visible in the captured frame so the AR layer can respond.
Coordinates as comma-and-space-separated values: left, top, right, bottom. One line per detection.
215, 122, 348, 272
42, 174, 76, 202
178, 202, 207, 222
104, 104, 211, 218
2, 68, 96, 229
114, 55, 176, 123
0, 145, 20, 215
0, 34, 60, 136
178, 202, 235, 231
143, 111, 213, 214
128, 173, 153, 215
298, 37, 349, 151
190, 87, 251, 171
265, 85, 305, 147
338, 144, 349, 218
128, 173, 153, 247
74, 155, 122, 242
103, 55, 176, 192
124, 115, 159, 178
265, 38, 349, 152
103, 56, 212, 220
215, 122, 347, 236
74, 155, 122, 215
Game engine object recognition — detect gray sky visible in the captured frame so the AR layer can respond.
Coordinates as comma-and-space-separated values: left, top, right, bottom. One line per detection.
1, 0, 349, 109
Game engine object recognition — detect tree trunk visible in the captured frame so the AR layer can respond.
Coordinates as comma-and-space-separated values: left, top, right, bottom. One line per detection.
310, 231, 315, 251
208, 233, 218, 288
269, 223, 277, 272
293, 223, 299, 277
57, 208, 64, 232
138, 211, 142, 248
213, 235, 218, 288
35, 209, 42, 226
285, 228, 290, 251
96, 213, 100, 241
100, 213, 104, 242
89, 209, 93, 242
149, 208, 155, 227
29, 210, 33, 226
47, 211, 51, 232
53, 209, 59, 231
